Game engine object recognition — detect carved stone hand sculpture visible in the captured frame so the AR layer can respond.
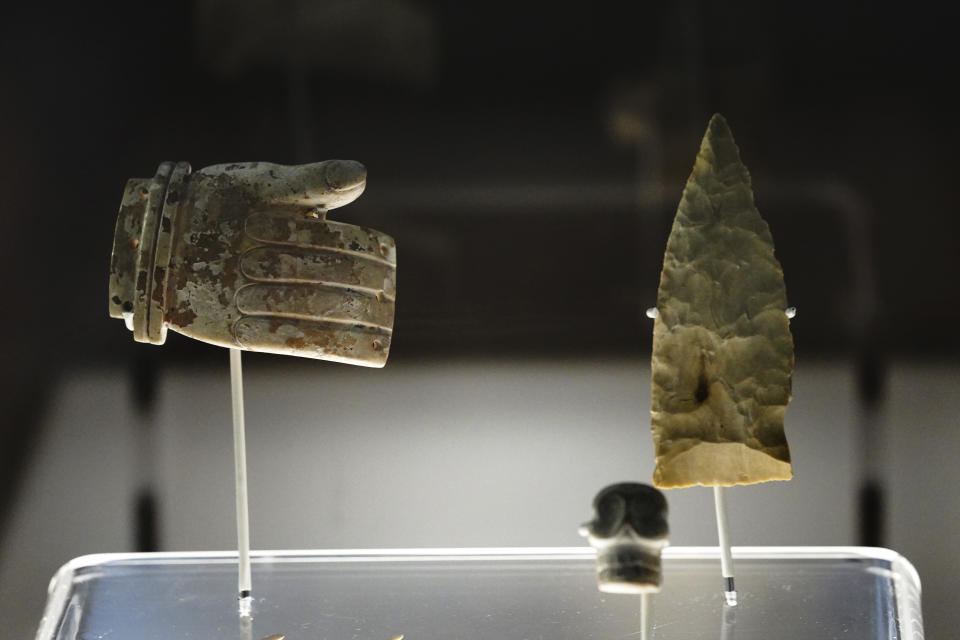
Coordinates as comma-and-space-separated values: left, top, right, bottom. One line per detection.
579, 483, 670, 594
109, 160, 395, 367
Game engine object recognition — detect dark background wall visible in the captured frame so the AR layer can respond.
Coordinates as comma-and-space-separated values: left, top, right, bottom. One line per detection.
2, 1, 958, 368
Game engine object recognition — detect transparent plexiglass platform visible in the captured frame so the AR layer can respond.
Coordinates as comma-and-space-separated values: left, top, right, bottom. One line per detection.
37, 547, 923, 640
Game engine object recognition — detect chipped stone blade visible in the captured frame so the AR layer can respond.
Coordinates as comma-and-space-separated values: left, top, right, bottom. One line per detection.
651, 114, 794, 489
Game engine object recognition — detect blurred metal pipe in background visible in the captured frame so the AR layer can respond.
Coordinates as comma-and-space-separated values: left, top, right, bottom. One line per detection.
131, 355, 161, 552
773, 180, 885, 545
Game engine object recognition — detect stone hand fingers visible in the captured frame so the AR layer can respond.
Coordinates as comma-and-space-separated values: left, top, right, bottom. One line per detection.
198, 160, 366, 210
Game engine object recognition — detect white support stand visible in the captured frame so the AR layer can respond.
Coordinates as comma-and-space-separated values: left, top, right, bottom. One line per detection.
713, 486, 737, 606
230, 348, 253, 617
720, 595, 737, 640
640, 592, 651, 640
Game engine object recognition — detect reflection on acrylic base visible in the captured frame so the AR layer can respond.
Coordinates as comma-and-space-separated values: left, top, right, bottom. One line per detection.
38, 547, 922, 640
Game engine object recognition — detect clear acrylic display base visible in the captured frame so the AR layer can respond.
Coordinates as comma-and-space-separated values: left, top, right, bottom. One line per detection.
37, 547, 923, 640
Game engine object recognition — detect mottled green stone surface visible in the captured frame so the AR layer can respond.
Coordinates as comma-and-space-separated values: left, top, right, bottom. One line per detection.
651, 114, 794, 488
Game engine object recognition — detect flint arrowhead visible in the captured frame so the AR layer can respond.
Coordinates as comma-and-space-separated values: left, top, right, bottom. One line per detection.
651, 114, 794, 488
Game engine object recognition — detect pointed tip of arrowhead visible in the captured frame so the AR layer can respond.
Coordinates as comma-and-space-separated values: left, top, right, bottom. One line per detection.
707, 112, 731, 136
699, 113, 743, 173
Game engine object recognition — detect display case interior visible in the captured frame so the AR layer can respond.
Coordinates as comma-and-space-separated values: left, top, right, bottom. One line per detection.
39, 547, 921, 640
